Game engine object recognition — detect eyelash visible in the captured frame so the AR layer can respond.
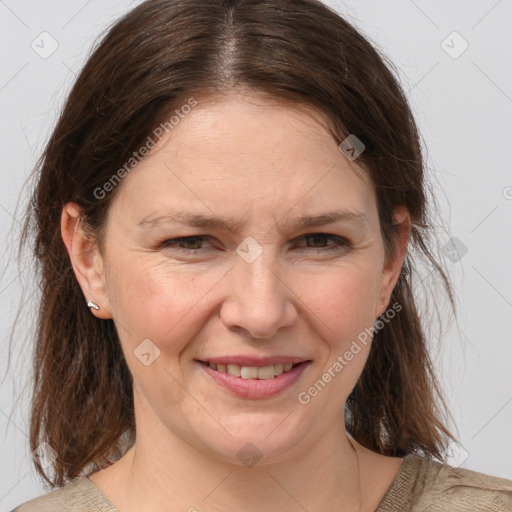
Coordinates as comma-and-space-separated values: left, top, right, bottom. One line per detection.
160, 234, 351, 254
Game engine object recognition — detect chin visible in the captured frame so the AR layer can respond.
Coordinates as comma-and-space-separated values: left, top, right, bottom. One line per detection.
192, 412, 313, 467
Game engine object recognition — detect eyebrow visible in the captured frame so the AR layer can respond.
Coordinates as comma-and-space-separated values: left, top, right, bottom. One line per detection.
137, 208, 369, 232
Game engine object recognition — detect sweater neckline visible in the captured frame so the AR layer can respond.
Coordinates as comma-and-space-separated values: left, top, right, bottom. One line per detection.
374, 453, 421, 510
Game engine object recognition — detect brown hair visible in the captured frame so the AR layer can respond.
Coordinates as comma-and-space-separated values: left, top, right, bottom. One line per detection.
9, 0, 459, 488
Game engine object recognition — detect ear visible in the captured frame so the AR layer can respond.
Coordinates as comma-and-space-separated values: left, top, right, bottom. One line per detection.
61, 202, 112, 319
374, 205, 411, 318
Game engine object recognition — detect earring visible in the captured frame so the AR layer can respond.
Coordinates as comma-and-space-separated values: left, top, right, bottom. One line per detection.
87, 300, 100, 311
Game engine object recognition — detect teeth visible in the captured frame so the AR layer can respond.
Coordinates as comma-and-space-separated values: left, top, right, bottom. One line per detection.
226, 364, 241, 377
208, 362, 299, 379
256, 365, 275, 380
240, 366, 258, 379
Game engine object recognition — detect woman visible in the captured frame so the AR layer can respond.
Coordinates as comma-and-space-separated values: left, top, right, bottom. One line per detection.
10, 0, 512, 510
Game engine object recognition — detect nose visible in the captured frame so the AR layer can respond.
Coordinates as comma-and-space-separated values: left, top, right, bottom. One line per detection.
219, 248, 298, 340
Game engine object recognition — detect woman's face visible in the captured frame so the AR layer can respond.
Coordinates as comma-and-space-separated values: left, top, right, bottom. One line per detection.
79, 94, 408, 465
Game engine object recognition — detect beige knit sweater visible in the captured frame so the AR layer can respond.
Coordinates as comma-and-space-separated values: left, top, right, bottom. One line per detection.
11, 454, 512, 511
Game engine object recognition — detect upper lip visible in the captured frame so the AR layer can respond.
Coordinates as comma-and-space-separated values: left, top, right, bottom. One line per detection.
197, 356, 311, 367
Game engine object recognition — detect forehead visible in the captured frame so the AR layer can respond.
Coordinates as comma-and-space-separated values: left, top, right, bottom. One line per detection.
108, 95, 376, 227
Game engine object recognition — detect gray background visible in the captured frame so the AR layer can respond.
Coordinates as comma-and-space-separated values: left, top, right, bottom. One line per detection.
1, 0, 511, 508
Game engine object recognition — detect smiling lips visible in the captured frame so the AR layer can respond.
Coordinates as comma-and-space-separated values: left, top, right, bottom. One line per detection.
196, 355, 312, 398
199, 358, 312, 399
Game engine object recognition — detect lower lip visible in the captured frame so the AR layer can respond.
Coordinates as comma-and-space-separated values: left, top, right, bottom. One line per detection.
198, 361, 311, 399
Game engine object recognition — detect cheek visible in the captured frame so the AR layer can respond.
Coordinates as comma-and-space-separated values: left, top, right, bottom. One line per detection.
108, 259, 226, 352
294, 262, 382, 344
289, 265, 381, 412
108, 264, 220, 412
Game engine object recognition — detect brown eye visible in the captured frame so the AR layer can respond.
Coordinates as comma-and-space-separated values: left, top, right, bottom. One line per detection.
161, 236, 211, 252
295, 233, 350, 252
304, 234, 331, 248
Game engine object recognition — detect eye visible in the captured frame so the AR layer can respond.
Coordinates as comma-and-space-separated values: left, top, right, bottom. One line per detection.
160, 236, 212, 253
293, 233, 351, 252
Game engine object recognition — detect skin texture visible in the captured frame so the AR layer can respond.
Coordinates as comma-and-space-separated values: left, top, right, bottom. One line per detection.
61, 94, 410, 512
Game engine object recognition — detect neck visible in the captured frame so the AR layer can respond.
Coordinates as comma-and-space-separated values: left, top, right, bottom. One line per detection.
112, 409, 365, 512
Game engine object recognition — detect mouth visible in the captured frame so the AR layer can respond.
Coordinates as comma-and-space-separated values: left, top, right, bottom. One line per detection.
196, 358, 312, 399
197, 360, 307, 380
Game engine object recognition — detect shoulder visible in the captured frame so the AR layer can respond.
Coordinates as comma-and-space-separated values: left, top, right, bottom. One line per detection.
378, 454, 512, 511
11, 476, 119, 512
